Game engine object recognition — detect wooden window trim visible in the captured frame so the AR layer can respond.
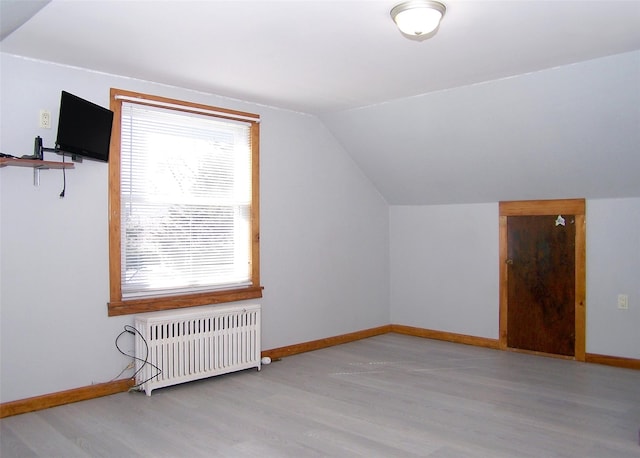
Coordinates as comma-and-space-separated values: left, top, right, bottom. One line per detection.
107, 88, 262, 317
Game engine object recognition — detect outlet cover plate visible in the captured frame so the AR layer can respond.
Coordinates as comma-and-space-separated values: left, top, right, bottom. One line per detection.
618, 294, 629, 310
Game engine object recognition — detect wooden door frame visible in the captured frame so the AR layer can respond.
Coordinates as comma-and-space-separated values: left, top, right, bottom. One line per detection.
499, 199, 586, 361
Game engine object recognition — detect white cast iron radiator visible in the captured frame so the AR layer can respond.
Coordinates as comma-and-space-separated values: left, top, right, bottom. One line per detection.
134, 303, 261, 395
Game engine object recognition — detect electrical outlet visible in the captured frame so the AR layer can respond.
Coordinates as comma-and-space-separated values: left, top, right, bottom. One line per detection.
39, 109, 51, 129
617, 294, 628, 310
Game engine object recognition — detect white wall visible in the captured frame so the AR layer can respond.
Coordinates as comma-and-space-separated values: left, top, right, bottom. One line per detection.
390, 203, 499, 338
586, 198, 640, 359
390, 200, 640, 359
0, 54, 390, 403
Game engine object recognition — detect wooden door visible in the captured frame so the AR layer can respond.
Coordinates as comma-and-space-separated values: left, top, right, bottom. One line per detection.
499, 199, 586, 361
506, 215, 575, 356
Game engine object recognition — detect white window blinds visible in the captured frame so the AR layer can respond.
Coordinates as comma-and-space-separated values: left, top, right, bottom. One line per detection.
119, 102, 253, 299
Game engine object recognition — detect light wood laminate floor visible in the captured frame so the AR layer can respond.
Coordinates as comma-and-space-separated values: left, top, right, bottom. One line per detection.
2, 333, 639, 457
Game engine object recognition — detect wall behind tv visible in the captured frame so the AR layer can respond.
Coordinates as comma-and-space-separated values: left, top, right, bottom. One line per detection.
0, 53, 390, 403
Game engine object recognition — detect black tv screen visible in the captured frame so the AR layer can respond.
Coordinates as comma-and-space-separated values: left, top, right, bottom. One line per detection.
56, 91, 114, 162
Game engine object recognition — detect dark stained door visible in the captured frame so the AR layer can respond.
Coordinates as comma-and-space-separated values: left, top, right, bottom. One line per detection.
506, 215, 575, 356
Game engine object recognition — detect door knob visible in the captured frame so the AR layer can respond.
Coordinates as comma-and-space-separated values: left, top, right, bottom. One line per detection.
505, 258, 514, 265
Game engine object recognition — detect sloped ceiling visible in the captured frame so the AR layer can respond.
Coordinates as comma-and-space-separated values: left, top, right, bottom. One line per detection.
0, 0, 48, 41
322, 51, 640, 204
1, 0, 640, 204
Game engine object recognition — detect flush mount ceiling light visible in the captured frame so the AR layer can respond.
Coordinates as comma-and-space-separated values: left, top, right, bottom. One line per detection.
390, 0, 446, 37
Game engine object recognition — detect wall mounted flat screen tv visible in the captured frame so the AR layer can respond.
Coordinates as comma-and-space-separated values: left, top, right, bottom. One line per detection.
56, 91, 114, 162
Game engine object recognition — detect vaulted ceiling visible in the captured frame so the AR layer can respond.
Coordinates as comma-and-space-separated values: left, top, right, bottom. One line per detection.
2, 0, 640, 204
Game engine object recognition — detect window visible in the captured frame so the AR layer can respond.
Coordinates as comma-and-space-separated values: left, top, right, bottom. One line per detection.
108, 89, 261, 316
